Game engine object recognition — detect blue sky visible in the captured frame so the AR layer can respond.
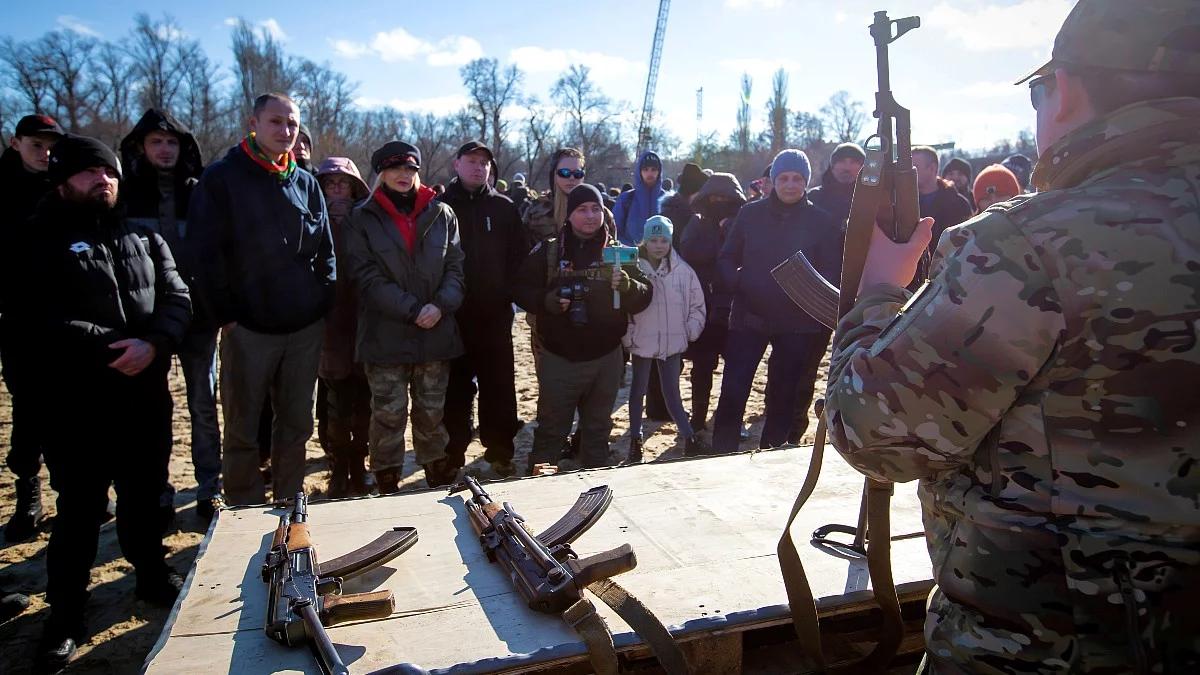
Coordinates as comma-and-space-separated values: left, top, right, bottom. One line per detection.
5, 0, 1074, 153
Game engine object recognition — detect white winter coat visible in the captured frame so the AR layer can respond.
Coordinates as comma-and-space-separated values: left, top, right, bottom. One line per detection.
623, 249, 706, 359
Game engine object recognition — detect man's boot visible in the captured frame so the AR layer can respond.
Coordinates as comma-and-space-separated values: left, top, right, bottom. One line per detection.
5, 475, 45, 542
327, 457, 349, 499
39, 612, 84, 673
684, 435, 708, 457
374, 469, 400, 495
1, 586, 30, 623
135, 569, 185, 607
625, 436, 644, 464
347, 458, 370, 497
422, 458, 458, 489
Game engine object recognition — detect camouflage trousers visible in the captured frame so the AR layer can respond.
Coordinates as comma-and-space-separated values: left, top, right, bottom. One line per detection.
363, 361, 451, 471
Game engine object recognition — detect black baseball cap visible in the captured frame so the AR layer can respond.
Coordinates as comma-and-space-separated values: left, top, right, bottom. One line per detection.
371, 141, 421, 174
15, 114, 65, 138
456, 140, 494, 160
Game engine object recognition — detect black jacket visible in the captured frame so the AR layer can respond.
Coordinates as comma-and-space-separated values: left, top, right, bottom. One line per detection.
921, 178, 974, 245
2, 194, 191, 383
187, 144, 335, 334
807, 167, 854, 230
0, 148, 53, 235
342, 188, 465, 365
679, 174, 746, 327
660, 191, 699, 248
512, 224, 653, 362
439, 177, 528, 321
718, 192, 842, 335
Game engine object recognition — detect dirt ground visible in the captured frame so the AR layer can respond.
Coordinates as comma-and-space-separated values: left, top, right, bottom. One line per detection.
0, 316, 828, 674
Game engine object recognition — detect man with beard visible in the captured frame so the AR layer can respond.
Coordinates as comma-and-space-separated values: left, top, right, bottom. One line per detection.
0, 114, 64, 542
189, 93, 335, 506
2, 135, 190, 669
119, 108, 223, 524
439, 141, 526, 478
941, 156, 976, 211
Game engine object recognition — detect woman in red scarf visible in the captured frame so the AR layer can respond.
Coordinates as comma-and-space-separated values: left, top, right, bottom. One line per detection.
341, 141, 466, 491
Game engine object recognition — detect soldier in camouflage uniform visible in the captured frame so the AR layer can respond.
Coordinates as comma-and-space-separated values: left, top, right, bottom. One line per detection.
823, 1, 1200, 672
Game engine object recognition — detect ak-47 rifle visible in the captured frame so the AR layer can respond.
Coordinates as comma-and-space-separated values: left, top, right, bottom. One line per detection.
262, 492, 419, 675
773, 9, 920, 672
451, 476, 691, 675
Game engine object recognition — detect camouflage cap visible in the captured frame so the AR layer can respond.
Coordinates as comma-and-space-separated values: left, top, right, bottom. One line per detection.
1016, 0, 1200, 84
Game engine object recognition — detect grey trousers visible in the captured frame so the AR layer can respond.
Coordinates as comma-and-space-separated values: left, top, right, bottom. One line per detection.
220, 321, 323, 505
530, 347, 623, 469
628, 354, 693, 440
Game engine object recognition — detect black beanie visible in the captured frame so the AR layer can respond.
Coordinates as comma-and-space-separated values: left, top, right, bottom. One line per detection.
678, 162, 708, 194
830, 142, 866, 165
943, 157, 972, 178
48, 134, 122, 186
566, 183, 603, 217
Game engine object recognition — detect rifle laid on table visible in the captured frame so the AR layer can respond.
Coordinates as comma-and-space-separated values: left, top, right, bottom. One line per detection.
452, 476, 691, 675
262, 492, 419, 675
771, 9, 921, 673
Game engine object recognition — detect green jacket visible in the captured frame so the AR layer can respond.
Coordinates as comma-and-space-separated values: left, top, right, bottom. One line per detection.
342, 193, 465, 365
826, 98, 1200, 673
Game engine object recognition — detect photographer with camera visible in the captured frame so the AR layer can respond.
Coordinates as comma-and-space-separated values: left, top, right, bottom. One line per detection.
513, 184, 653, 473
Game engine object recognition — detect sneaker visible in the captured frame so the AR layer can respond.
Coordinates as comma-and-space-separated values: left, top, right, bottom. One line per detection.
488, 459, 516, 478
739, 426, 752, 442
196, 496, 225, 522
136, 570, 185, 607
1, 588, 30, 623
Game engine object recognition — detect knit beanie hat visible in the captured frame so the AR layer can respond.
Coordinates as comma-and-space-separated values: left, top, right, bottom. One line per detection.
678, 162, 708, 194
566, 183, 603, 216
641, 215, 673, 243
972, 164, 1021, 204
770, 149, 812, 183
48, 134, 122, 186
830, 142, 866, 165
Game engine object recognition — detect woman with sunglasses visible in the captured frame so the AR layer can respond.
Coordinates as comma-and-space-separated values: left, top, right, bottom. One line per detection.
524, 148, 588, 243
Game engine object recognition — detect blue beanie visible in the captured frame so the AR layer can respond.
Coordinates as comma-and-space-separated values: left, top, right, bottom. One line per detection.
770, 149, 812, 184
641, 215, 673, 243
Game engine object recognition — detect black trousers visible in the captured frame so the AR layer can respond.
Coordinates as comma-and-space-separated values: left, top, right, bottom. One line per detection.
1, 334, 43, 480
788, 330, 832, 443
317, 372, 371, 463
41, 364, 173, 614
445, 313, 520, 467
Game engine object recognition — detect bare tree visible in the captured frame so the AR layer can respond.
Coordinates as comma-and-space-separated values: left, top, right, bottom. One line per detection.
766, 68, 789, 155
459, 58, 523, 165
37, 30, 98, 130
178, 45, 233, 161
0, 38, 51, 114
735, 73, 753, 154
550, 64, 618, 158
127, 14, 188, 112
519, 98, 555, 188
820, 91, 867, 143
230, 19, 296, 119
293, 60, 357, 150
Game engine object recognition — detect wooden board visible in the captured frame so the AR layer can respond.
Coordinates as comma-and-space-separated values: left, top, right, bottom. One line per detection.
143, 447, 932, 674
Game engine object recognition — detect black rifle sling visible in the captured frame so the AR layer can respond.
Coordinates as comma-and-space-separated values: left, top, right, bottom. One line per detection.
562, 596, 620, 675
776, 142, 904, 671
588, 578, 692, 675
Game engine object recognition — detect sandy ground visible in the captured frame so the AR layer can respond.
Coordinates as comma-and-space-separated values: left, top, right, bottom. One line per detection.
0, 315, 828, 674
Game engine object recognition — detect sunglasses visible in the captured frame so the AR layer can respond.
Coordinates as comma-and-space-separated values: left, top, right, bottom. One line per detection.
1028, 73, 1056, 110
556, 168, 586, 179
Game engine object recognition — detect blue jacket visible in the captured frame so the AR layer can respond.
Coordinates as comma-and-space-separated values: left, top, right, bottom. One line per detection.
187, 144, 336, 334
717, 193, 842, 334
613, 150, 664, 245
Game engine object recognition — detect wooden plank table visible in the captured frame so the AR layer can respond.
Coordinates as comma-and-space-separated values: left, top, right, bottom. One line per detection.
143, 447, 932, 674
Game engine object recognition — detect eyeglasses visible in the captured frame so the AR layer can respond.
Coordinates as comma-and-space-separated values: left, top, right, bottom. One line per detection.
556, 168, 586, 179
1028, 73, 1057, 110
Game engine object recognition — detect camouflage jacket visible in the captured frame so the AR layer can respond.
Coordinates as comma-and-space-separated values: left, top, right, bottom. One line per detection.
826, 98, 1200, 674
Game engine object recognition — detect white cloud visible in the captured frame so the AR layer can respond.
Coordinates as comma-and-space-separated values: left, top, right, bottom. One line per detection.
56, 15, 101, 38
725, 0, 786, 9
355, 94, 469, 116
833, 11, 848, 25
333, 29, 482, 67
224, 17, 288, 42
508, 47, 642, 86
927, 0, 1071, 52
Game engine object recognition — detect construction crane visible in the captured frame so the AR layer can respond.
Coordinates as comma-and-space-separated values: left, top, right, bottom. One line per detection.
636, 0, 671, 156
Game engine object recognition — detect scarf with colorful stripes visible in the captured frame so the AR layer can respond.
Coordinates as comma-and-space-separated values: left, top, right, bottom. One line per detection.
240, 132, 297, 181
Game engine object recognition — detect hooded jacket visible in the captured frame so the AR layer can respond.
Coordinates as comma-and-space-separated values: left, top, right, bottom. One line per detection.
921, 178, 974, 246
512, 222, 652, 362
187, 143, 336, 334
342, 186, 465, 365
315, 157, 369, 379
439, 176, 528, 321
613, 151, 664, 245
718, 191, 842, 334
623, 248, 705, 359
806, 166, 855, 230
679, 173, 746, 327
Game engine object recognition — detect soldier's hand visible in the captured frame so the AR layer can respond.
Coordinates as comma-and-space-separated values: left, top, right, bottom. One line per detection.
859, 217, 935, 292
414, 304, 442, 329
108, 338, 157, 376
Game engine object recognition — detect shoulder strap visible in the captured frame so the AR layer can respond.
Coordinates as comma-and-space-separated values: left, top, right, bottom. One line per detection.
545, 237, 560, 286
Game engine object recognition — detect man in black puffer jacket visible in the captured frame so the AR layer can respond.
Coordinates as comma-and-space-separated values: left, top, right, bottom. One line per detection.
438, 141, 527, 477
188, 93, 335, 506
2, 135, 191, 670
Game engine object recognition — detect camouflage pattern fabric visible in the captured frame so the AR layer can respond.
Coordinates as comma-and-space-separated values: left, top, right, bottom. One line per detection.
363, 361, 451, 470
825, 97, 1200, 673
523, 196, 560, 244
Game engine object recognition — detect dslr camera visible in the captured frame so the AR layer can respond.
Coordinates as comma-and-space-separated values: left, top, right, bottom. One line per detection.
557, 280, 590, 326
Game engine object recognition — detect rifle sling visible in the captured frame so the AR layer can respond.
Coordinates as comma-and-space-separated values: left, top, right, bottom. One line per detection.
562, 596, 619, 675
588, 578, 692, 675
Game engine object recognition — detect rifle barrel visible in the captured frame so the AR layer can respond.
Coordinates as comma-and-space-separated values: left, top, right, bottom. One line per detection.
297, 600, 350, 675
